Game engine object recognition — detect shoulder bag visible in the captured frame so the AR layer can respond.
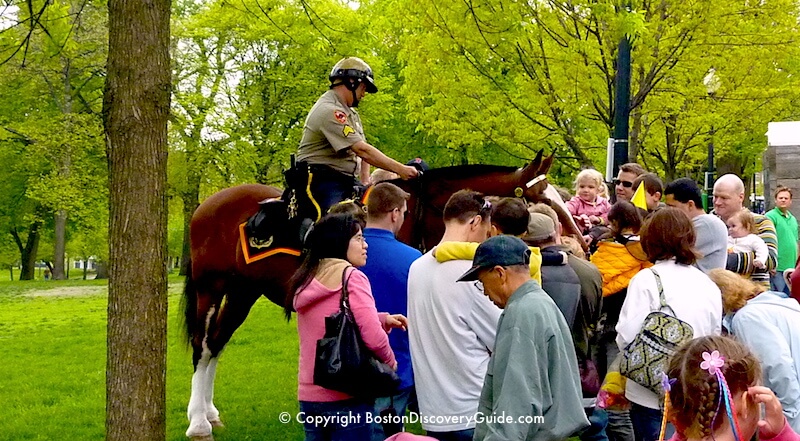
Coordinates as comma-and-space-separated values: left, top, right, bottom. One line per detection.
619, 268, 694, 395
313, 266, 400, 398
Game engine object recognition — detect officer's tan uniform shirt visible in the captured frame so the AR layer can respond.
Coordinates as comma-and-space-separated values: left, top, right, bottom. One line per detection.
297, 90, 366, 176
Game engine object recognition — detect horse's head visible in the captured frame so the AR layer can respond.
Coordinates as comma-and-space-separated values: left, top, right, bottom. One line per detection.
518, 150, 554, 203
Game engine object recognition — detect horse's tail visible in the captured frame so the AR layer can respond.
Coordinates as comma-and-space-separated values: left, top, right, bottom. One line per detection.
180, 260, 196, 346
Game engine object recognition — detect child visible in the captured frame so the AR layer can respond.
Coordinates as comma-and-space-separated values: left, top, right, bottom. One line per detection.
726, 209, 768, 270
567, 169, 611, 233
663, 335, 798, 441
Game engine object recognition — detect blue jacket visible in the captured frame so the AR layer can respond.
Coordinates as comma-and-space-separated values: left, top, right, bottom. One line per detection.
360, 228, 422, 390
729, 292, 800, 432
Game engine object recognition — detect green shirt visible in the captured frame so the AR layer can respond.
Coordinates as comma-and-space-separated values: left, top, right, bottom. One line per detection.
297, 90, 366, 176
766, 207, 799, 271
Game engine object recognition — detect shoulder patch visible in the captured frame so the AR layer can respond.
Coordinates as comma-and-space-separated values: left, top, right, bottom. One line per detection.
343, 125, 355, 137
333, 110, 348, 124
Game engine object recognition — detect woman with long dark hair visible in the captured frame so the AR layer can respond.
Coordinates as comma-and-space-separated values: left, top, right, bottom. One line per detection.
286, 212, 407, 440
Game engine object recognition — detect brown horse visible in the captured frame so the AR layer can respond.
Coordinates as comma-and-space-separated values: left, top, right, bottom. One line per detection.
182, 152, 580, 439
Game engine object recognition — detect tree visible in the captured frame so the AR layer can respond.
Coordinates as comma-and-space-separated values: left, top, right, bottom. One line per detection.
104, 0, 170, 438
0, 0, 107, 280
384, 0, 800, 182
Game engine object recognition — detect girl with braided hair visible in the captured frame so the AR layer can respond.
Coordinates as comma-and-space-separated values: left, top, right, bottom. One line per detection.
663, 335, 799, 441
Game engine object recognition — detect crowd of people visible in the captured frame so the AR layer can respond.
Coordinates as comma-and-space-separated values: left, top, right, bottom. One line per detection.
281, 56, 800, 441
283, 163, 800, 441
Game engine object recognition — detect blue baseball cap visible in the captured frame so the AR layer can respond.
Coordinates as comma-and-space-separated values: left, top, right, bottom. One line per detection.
457, 235, 531, 282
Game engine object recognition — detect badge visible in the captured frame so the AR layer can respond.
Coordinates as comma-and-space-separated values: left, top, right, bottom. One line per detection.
514, 187, 524, 197
342, 125, 355, 137
333, 110, 347, 124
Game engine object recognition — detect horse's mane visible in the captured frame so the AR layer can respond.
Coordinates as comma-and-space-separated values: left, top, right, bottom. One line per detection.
385, 164, 519, 186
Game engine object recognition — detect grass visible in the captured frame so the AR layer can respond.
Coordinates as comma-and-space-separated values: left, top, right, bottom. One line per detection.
0, 277, 306, 440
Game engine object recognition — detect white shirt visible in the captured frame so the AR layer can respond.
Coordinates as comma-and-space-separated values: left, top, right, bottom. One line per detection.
728, 234, 769, 265
407, 250, 502, 431
616, 259, 722, 409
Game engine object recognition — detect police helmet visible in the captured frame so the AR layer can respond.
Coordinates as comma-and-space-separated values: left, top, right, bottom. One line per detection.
329, 57, 378, 93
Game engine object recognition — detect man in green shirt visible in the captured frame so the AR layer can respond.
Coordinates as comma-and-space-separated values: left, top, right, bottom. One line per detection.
766, 186, 799, 295
458, 235, 589, 440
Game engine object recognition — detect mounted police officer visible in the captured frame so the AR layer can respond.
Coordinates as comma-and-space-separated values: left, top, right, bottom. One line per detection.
295, 57, 419, 217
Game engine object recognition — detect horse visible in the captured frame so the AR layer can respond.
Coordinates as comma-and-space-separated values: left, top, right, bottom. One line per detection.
182, 151, 581, 439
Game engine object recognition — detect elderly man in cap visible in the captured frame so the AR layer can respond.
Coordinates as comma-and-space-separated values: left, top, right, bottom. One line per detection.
459, 235, 588, 441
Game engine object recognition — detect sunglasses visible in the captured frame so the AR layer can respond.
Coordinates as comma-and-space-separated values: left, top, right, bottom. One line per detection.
613, 179, 634, 188
469, 200, 492, 225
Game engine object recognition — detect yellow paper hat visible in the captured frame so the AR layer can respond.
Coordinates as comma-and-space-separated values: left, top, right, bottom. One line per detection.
631, 183, 648, 211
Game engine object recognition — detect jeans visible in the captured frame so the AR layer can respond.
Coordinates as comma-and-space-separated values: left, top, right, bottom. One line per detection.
299, 399, 373, 441
630, 403, 673, 441
581, 408, 610, 441
425, 429, 475, 441
771, 271, 792, 296
606, 409, 635, 441
372, 387, 416, 441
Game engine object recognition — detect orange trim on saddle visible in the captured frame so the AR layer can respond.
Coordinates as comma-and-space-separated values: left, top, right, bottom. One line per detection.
238, 223, 301, 264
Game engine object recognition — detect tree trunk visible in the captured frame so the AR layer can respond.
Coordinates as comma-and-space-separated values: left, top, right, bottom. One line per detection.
53, 55, 73, 281
103, 0, 170, 436
8, 266, 12, 281
179, 171, 200, 276
95, 260, 108, 279
11, 223, 42, 281
664, 114, 678, 182
629, 106, 642, 163
53, 210, 67, 279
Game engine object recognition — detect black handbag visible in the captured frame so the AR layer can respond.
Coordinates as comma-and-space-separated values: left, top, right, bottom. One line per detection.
313, 266, 400, 398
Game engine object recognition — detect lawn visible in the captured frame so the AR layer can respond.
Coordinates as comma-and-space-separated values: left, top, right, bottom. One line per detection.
0, 277, 305, 440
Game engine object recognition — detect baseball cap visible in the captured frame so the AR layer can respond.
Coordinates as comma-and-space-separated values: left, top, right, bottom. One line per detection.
526, 212, 556, 242
457, 235, 531, 282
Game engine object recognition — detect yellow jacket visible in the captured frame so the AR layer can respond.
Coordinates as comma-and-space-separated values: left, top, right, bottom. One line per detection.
590, 240, 652, 297
435, 241, 543, 285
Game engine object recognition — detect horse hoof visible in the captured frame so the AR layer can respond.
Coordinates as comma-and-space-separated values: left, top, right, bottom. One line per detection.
209, 419, 224, 428
186, 420, 213, 438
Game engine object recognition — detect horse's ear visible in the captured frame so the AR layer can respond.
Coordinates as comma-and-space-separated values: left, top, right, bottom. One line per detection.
520, 149, 544, 181
540, 153, 554, 176
532, 149, 543, 168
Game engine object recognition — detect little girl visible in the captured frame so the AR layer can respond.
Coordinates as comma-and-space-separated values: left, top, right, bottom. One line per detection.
567, 169, 611, 233
662, 335, 798, 441
726, 209, 768, 270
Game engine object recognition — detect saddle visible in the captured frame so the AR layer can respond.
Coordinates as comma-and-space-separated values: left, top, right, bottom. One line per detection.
243, 159, 314, 255
244, 158, 366, 253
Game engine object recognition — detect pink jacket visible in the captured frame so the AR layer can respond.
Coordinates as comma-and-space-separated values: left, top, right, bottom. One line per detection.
566, 195, 611, 223
294, 265, 395, 402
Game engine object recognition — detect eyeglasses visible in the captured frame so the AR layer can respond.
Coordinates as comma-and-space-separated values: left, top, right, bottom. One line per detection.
351, 234, 365, 243
473, 280, 484, 292
613, 179, 634, 188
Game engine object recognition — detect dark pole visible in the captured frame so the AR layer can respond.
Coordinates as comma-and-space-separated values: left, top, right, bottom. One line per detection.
704, 126, 715, 212
612, 33, 632, 177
